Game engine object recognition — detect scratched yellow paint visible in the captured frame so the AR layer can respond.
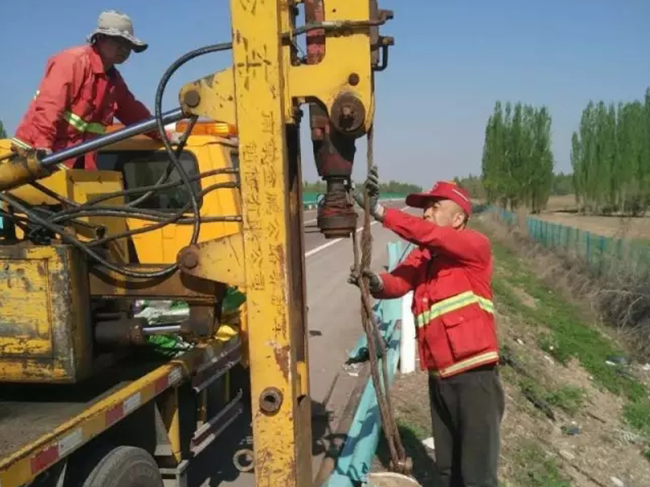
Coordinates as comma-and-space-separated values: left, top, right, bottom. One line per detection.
0, 259, 52, 355
228, 0, 312, 485
0, 244, 94, 383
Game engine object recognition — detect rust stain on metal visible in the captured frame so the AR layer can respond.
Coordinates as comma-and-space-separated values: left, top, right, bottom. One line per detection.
273, 344, 290, 382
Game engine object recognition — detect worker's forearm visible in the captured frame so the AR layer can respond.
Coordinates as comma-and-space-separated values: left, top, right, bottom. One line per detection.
381, 208, 486, 264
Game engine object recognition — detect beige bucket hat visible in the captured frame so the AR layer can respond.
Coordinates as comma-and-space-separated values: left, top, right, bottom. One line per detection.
88, 10, 148, 53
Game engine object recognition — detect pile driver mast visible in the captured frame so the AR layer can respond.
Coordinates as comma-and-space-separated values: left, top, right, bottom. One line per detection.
177, 2, 393, 484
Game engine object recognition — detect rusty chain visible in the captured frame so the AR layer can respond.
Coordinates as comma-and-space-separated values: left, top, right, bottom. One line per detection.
350, 125, 410, 475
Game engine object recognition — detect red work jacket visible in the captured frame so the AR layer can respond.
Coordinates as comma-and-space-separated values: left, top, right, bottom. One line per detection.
374, 208, 499, 378
12, 45, 160, 169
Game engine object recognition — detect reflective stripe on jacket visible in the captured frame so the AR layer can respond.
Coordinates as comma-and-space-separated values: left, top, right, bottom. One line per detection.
373, 208, 499, 378
14, 45, 159, 169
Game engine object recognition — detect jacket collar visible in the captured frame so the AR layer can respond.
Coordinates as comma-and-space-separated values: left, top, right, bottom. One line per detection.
88, 45, 107, 75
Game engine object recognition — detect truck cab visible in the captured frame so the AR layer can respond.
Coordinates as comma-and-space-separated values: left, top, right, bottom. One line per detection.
95, 120, 242, 264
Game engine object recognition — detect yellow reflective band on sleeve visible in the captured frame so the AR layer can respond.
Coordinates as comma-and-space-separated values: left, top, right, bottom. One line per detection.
63, 111, 106, 135
10, 138, 32, 150
416, 291, 494, 328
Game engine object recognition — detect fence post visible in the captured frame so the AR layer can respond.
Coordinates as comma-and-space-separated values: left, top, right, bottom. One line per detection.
598, 236, 605, 276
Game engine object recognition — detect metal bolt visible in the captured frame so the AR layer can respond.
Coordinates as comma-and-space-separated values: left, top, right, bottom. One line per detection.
348, 73, 360, 86
259, 387, 283, 414
181, 251, 199, 269
184, 90, 201, 108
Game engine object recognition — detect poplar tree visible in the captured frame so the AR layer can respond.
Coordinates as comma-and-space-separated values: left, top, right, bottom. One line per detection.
480, 101, 555, 211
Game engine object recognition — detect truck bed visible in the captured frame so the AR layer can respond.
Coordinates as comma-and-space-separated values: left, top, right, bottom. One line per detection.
0, 353, 169, 458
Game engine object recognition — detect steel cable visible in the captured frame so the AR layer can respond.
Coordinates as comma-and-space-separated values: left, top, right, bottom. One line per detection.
352, 125, 410, 474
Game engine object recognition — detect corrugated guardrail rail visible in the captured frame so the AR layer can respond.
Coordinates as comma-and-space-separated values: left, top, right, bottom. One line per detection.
323, 239, 414, 487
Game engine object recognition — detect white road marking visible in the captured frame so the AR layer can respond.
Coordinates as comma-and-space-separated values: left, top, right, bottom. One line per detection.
304, 221, 378, 258
304, 206, 409, 258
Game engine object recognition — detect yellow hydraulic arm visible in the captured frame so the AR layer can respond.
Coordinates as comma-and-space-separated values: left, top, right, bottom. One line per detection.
175, 1, 393, 485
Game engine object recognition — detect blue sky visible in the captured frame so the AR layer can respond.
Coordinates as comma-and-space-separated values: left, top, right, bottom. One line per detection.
1, 1, 649, 186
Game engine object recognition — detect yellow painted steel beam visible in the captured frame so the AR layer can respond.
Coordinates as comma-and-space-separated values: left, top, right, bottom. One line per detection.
228, 1, 312, 486
176, 1, 392, 484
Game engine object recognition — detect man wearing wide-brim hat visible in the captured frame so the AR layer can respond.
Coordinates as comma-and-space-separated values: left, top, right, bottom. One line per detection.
349, 166, 504, 487
11, 10, 180, 170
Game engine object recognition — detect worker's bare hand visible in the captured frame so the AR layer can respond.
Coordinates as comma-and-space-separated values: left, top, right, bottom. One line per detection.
348, 267, 384, 293
353, 165, 385, 221
166, 131, 184, 146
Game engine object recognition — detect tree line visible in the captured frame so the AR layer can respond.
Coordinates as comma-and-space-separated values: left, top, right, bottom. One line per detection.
571, 88, 650, 215
303, 180, 422, 195
455, 172, 571, 200
480, 101, 554, 213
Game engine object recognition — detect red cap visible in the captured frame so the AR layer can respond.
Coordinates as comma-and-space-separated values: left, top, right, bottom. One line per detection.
405, 181, 472, 217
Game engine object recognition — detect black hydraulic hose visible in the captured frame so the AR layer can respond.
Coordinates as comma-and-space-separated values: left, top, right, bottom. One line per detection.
30, 182, 80, 208
50, 168, 237, 217
153, 41, 234, 261
49, 182, 239, 225
82, 183, 242, 247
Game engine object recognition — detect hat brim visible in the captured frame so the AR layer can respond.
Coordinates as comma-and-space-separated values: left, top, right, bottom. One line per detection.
405, 193, 441, 209
89, 30, 148, 53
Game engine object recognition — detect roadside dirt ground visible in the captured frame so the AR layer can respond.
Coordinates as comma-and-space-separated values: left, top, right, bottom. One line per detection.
536, 195, 650, 240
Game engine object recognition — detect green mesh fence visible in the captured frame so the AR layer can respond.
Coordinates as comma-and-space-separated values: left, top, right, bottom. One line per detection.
490, 207, 650, 277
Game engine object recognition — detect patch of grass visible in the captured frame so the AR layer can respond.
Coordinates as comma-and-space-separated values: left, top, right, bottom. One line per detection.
396, 418, 430, 441
537, 333, 572, 365
623, 399, 650, 437
546, 385, 586, 416
517, 377, 585, 417
511, 440, 572, 487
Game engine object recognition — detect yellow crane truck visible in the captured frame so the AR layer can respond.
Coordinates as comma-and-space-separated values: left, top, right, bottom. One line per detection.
0, 1, 394, 486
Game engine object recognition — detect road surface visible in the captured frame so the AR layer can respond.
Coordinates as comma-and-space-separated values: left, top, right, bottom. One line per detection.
188, 201, 411, 487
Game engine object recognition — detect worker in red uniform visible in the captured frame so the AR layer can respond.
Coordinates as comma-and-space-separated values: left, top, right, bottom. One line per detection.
349, 167, 504, 487
11, 10, 180, 169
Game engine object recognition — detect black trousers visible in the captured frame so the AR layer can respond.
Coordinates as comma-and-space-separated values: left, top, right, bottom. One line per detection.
428, 364, 505, 487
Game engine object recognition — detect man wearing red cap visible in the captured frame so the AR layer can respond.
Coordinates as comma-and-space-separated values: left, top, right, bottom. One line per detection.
349, 166, 504, 487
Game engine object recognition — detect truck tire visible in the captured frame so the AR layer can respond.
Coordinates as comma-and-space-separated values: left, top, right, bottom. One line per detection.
80, 446, 163, 487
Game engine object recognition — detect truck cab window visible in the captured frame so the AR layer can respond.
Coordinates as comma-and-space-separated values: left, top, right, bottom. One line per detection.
96, 150, 200, 211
